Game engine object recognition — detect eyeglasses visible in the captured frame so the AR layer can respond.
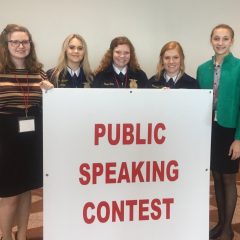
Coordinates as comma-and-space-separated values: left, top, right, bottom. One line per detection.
8, 40, 31, 47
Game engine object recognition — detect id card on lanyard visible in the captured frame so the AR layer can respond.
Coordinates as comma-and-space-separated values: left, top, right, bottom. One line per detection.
15, 73, 36, 133
18, 116, 35, 133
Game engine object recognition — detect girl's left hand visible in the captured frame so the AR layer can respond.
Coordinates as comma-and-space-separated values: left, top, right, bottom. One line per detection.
40, 80, 54, 91
229, 140, 240, 160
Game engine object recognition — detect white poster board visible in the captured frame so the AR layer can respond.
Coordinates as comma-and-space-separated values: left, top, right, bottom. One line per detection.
43, 89, 212, 240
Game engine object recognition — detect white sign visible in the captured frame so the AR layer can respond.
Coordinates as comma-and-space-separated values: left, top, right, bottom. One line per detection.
43, 89, 212, 240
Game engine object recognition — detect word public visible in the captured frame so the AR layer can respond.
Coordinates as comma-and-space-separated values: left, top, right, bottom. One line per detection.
94, 122, 166, 145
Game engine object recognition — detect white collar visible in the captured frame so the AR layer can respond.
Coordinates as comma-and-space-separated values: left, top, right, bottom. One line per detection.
67, 66, 81, 77
165, 72, 180, 82
112, 64, 127, 75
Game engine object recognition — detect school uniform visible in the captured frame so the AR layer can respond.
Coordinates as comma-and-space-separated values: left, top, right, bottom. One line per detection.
47, 67, 91, 88
148, 72, 199, 89
93, 65, 148, 88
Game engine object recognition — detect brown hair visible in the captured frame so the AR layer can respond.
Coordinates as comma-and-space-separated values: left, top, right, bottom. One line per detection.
0, 24, 43, 73
94, 36, 141, 75
210, 24, 234, 40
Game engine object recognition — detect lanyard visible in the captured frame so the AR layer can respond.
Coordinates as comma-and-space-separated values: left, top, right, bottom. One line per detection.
15, 74, 30, 117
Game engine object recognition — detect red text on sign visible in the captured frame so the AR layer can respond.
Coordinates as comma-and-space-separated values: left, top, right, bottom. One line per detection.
94, 123, 166, 145
79, 160, 179, 185
83, 198, 174, 224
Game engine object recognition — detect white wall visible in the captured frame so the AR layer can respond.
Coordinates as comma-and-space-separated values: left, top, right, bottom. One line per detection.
1, 0, 240, 78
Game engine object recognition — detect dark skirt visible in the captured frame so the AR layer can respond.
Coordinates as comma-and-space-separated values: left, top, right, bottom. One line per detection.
211, 121, 240, 174
0, 107, 43, 197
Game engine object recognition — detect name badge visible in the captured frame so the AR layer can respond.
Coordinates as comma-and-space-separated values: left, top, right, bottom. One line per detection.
18, 117, 35, 133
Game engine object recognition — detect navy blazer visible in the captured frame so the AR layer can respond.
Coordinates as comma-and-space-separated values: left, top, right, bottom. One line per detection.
148, 72, 199, 89
93, 65, 148, 88
47, 68, 90, 88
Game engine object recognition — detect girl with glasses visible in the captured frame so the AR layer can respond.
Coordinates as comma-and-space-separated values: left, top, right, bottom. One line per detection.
0, 24, 53, 240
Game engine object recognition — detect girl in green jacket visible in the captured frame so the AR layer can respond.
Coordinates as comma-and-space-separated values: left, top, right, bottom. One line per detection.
197, 24, 240, 240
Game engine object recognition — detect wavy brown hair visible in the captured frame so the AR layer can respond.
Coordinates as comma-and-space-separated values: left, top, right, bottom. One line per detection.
155, 41, 185, 79
0, 24, 43, 73
95, 36, 141, 75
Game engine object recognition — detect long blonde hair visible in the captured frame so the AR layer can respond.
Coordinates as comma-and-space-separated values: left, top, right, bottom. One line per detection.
49, 34, 92, 84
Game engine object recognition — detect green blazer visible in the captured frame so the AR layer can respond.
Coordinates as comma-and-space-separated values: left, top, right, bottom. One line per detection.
197, 53, 240, 139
